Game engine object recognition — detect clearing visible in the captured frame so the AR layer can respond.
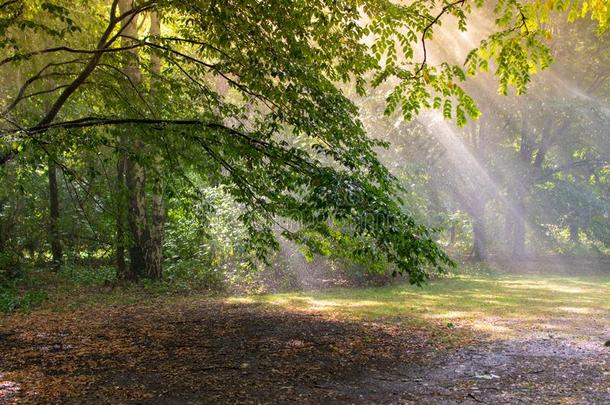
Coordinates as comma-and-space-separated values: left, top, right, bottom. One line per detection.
1, 268, 609, 403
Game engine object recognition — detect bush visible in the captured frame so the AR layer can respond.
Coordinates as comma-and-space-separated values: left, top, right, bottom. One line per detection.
0, 285, 47, 313
59, 264, 116, 287
0, 251, 22, 282
163, 260, 225, 291
163, 186, 250, 290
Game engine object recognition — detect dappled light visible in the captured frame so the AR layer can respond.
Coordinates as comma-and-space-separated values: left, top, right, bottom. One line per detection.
1, 0, 609, 402
238, 273, 610, 338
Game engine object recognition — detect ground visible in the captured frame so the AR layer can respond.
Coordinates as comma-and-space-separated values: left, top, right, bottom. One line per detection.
1, 267, 609, 403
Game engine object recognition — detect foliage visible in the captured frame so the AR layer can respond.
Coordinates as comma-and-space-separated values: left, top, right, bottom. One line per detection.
0, 251, 22, 281
1, 266, 48, 312
58, 264, 116, 286
0, 0, 608, 284
0, 286, 47, 312
164, 185, 248, 272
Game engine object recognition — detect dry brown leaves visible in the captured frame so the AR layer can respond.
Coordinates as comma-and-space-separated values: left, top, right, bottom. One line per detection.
0, 299, 458, 403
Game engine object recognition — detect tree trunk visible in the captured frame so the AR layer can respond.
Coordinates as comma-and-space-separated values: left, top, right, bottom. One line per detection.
448, 224, 456, 247
114, 1, 165, 279
146, 10, 164, 279
125, 144, 148, 278
569, 224, 579, 244
48, 158, 62, 271
147, 172, 163, 279
471, 202, 487, 261
115, 151, 127, 278
472, 218, 486, 261
512, 201, 526, 258
503, 207, 513, 255
519, 117, 530, 163
452, 188, 487, 261
0, 200, 6, 253
119, 0, 147, 278
511, 115, 531, 259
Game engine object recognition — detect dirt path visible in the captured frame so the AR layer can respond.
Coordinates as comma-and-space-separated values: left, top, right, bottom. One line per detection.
1, 297, 609, 404
338, 304, 610, 404
356, 330, 609, 403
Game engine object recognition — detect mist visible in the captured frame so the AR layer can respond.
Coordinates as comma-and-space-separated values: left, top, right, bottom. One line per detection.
348, 12, 610, 275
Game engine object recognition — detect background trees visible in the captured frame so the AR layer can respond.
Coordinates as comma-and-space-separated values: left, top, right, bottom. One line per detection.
365, 15, 609, 261
0, 0, 607, 288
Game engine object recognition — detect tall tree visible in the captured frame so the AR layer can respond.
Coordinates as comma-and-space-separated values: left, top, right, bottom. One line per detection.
48, 157, 62, 270
119, 0, 148, 278
147, 9, 164, 279
0, 0, 606, 280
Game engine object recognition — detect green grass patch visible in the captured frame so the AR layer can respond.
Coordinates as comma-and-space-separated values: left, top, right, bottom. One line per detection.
4, 263, 609, 330
230, 270, 610, 336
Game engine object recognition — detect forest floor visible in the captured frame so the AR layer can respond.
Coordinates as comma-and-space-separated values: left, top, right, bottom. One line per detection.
1, 269, 609, 403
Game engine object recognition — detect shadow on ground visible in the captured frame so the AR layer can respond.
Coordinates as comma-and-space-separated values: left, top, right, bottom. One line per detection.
1, 301, 448, 403
1, 270, 609, 404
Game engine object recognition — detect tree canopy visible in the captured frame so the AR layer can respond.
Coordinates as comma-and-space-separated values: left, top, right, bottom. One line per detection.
0, 0, 608, 283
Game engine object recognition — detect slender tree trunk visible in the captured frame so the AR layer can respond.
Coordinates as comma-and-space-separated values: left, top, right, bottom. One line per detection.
48, 158, 62, 271
512, 219, 526, 257
147, 168, 163, 279
472, 218, 486, 261
519, 117, 530, 162
503, 208, 513, 255
115, 152, 127, 278
125, 145, 148, 278
0, 200, 6, 253
511, 116, 530, 259
448, 224, 456, 247
471, 202, 487, 261
146, 10, 164, 279
453, 188, 488, 261
569, 224, 579, 244
119, 0, 147, 278
512, 201, 526, 258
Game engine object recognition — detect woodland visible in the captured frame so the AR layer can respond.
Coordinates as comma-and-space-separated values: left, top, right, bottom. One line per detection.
0, 0, 609, 403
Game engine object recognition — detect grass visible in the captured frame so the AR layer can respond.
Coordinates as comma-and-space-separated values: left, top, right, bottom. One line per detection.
229, 269, 610, 337
0, 264, 225, 313
4, 263, 609, 340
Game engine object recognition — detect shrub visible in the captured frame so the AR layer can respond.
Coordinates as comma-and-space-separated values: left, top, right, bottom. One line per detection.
0, 251, 22, 282
59, 264, 116, 287
0, 285, 47, 313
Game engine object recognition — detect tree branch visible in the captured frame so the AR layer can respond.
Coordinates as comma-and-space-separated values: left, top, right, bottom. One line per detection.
415, 0, 467, 77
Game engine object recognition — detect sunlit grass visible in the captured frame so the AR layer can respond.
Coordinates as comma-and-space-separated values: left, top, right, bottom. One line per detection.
7, 263, 609, 341
229, 271, 610, 337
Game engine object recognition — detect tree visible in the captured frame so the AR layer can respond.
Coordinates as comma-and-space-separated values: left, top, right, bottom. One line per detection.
48, 156, 62, 270
0, 0, 607, 280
